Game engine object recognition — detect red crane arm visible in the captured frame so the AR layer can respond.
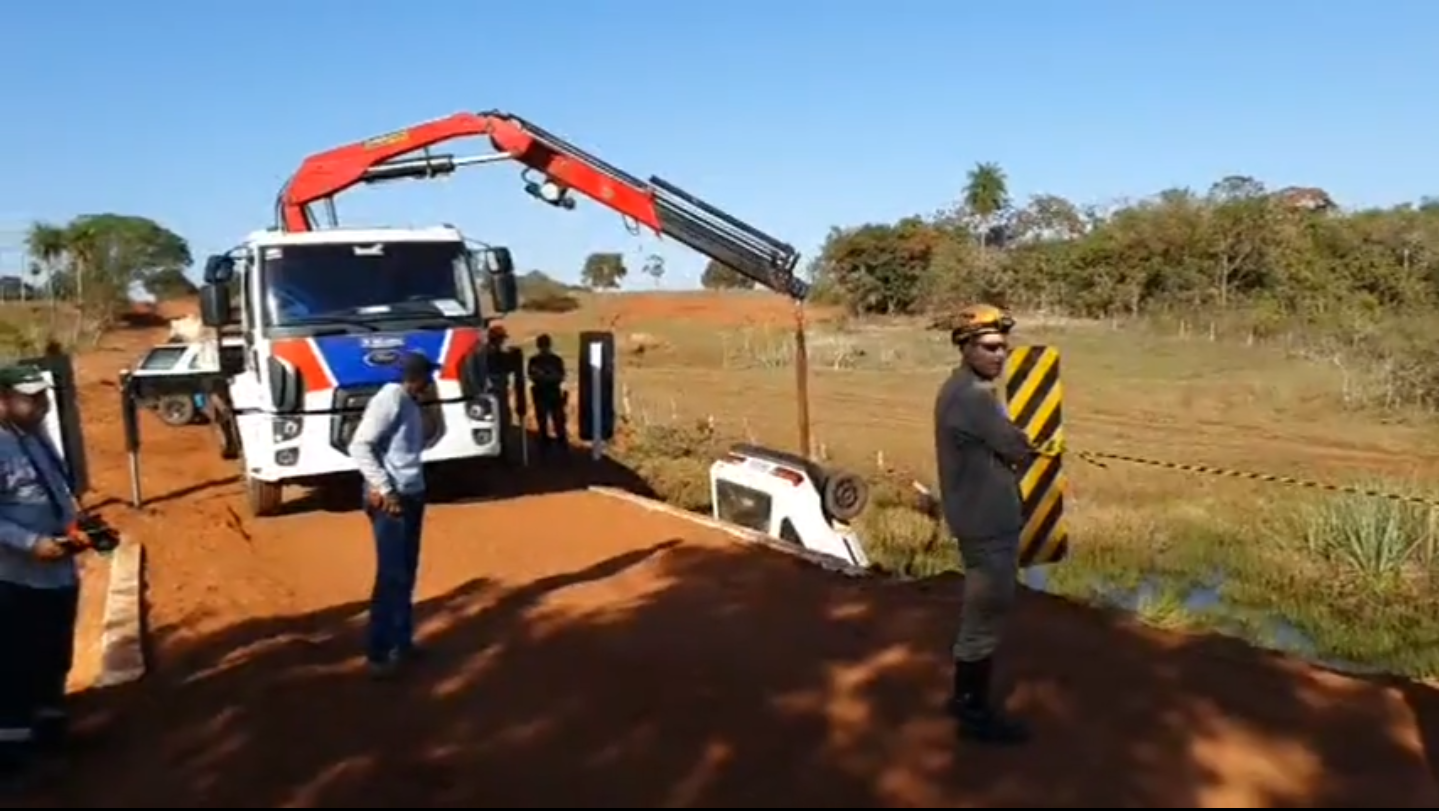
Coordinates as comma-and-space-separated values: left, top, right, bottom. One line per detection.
276, 111, 807, 298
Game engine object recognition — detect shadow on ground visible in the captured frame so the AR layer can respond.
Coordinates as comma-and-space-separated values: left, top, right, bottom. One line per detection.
278, 431, 657, 517
21, 540, 1439, 807
116, 310, 174, 330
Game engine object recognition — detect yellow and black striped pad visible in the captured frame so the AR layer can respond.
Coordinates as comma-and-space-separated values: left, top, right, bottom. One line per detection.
1002, 345, 1068, 566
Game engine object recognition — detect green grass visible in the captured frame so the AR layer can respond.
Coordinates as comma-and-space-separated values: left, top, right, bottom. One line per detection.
1294, 490, 1439, 586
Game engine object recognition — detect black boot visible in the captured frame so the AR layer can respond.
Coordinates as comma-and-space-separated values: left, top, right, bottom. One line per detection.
949, 658, 1030, 745
31, 712, 68, 754
0, 741, 34, 793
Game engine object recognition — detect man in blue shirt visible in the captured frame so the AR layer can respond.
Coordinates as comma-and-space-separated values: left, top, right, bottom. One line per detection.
348, 352, 433, 678
0, 365, 89, 779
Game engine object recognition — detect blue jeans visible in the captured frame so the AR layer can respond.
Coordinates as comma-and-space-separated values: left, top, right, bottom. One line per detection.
366, 493, 425, 664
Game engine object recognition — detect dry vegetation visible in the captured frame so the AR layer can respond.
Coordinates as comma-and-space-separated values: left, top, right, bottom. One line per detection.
503, 291, 1439, 678
0, 300, 173, 360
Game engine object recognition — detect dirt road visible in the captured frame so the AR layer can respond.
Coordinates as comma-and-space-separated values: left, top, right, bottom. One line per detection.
5, 323, 1436, 807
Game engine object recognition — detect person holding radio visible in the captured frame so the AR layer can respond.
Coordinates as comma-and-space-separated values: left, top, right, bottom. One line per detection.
0, 365, 89, 782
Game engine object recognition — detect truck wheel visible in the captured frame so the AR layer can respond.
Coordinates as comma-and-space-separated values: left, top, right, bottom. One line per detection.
156, 395, 197, 427
247, 477, 283, 517
821, 470, 869, 522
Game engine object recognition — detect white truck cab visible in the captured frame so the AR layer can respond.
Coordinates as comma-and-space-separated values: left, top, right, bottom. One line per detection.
196, 225, 519, 516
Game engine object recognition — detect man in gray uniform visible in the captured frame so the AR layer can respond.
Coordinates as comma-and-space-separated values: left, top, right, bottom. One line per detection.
933, 304, 1055, 745
0, 365, 88, 780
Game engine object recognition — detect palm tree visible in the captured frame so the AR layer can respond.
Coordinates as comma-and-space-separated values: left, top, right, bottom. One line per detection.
26, 219, 105, 342
25, 221, 67, 315
963, 162, 1011, 247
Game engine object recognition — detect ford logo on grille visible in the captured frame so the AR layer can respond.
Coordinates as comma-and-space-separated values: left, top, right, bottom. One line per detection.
364, 349, 402, 367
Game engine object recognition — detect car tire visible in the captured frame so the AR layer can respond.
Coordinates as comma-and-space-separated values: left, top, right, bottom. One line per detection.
821, 470, 869, 522
156, 395, 197, 426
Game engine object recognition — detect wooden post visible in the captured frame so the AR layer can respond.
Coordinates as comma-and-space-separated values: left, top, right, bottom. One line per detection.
792, 299, 812, 458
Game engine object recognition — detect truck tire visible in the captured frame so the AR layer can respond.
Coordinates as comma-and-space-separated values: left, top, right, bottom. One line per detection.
247, 477, 283, 517
156, 395, 197, 427
821, 470, 869, 522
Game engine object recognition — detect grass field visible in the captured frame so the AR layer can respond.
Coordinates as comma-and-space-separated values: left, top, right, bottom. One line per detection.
506, 292, 1439, 678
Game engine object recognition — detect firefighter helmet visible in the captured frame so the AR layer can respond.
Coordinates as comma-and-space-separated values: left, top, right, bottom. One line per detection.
949, 304, 1015, 346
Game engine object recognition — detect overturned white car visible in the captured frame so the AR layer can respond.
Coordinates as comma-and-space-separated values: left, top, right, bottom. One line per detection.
709, 443, 871, 569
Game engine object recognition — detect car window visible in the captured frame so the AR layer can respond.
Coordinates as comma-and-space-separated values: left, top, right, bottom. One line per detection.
139, 346, 188, 372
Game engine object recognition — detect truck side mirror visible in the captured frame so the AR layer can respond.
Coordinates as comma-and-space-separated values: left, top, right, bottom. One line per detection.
199, 283, 233, 328
490, 270, 518, 314
203, 254, 235, 284
474, 247, 517, 313
484, 247, 514, 275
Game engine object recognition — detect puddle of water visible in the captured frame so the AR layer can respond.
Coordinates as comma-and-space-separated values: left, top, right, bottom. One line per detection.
1021, 566, 1379, 675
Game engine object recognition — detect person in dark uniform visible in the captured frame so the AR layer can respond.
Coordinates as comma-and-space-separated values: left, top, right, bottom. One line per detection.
481, 324, 516, 438
932, 304, 1058, 745
0, 366, 88, 782
525, 333, 568, 453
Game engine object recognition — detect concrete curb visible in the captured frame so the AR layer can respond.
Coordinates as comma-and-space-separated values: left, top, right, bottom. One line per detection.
587, 486, 874, 579
94, 540, 145, 688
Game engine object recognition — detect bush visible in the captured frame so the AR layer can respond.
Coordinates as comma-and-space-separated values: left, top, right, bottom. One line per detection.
513, 270, 584, 314
634, 457, 713, 512
1294, 489, 1439, 587
855, 506, 953, 577
520, 290, 581, 313
0, 317, 60, 361
613, 420, 722, 512
619, 419, 727, 461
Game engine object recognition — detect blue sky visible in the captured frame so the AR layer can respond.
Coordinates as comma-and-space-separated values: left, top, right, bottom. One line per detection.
2, 1, 1435, 287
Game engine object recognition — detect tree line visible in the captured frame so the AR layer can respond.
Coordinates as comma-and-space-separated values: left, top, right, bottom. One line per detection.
17, 214, 194, 345
806, 163, 1439, 335
576, 251, 757, 292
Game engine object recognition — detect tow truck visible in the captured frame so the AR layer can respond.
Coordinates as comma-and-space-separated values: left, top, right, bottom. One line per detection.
181, 110, 809, 517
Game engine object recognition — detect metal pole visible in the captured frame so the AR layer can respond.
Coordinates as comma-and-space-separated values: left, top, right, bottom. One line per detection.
793, 300, 812, 458
128, 454, 141, 508
512, 348, 529, 467
589, 341, 604, 461
119, 370, 143, 508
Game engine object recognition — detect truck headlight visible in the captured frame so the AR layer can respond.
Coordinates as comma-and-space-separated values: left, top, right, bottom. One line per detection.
272, 415, 304, 443
465, 397, 495, 421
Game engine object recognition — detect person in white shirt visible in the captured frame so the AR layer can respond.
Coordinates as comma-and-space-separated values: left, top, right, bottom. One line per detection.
347, 352, 434, 678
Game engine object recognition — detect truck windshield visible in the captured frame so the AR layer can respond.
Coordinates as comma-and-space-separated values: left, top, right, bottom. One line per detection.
259, 241, 476, 327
